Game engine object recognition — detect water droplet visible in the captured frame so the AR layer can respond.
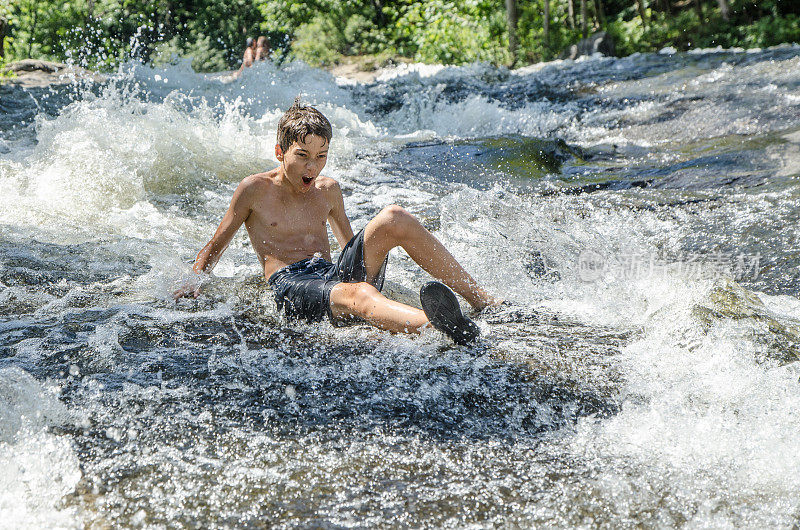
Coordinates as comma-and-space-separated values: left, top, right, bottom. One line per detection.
105, 427, 122, 442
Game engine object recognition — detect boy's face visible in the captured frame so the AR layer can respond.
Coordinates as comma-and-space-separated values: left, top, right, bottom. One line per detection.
276, 135, 329, 193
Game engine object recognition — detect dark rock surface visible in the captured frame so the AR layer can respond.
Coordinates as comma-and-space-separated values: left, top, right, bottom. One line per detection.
560, 32, 616, 60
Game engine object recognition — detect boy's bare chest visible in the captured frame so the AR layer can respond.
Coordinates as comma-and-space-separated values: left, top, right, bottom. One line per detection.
248, 193, 329, 240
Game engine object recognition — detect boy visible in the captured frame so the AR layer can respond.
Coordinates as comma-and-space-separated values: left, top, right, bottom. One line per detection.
254, 36, 270, 62
237, 38, 257, 74
175, 99, 498, 344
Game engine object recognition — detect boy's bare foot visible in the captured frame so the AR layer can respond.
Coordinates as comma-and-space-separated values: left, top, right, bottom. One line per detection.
476, 296, 505, 311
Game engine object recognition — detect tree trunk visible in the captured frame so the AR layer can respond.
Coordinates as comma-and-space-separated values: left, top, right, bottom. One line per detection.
0, 16, 6, 59
567, 0, 575, 29
594, 0, 606, 27
163, 0, 172, 29
371, 0, 385, 26
694, 0, 704, 22
717, 0, 729, 20
505, 0, 519, 66
28, 1, 38, 57
543, 0, 550, 47
580, 0, 587, 38
636, 0, 648, 27
740, 0, 753, 24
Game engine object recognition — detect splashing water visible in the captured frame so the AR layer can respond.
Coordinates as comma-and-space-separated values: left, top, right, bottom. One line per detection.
1, 46, 800, 527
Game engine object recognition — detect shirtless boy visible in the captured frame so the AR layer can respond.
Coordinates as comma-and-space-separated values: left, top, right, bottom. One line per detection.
254, 36, 269, 62
237, 38, 257, 74
176, 99, 498, 344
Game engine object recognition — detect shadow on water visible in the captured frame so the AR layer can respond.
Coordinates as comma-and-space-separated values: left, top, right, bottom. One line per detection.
0, 80, 104, 147
16, 286, 626, 527
385, 126, 799, 200
0, 235, 146, 287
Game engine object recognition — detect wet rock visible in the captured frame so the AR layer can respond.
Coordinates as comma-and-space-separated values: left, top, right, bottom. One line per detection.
560, 32, 616, 60
384, 136, 584, 190
7, 58, 66, 73
2, 59, 104, 88
692, 280, 800, 364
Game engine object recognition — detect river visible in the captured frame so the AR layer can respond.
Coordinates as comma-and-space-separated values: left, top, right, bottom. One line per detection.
1, 46, 800, 527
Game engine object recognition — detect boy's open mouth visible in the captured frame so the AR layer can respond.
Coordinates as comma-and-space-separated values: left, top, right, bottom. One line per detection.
302, 176, 314, 185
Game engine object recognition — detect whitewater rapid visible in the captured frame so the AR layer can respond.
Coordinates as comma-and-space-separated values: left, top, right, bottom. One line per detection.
1, 46, 799, 527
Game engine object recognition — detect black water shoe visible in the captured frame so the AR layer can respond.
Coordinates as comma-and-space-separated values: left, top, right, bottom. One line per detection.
420, 281, 480, 345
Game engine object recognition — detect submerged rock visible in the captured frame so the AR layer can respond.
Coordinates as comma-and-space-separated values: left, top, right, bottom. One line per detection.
693, 280, 800, 364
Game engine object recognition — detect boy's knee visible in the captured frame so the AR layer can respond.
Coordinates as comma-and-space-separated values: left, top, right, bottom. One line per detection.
376, 204, 414, 238
351, 282, 380, 315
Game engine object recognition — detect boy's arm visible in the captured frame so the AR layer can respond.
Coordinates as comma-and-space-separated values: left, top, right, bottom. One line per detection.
174, 179, 254, 298
326, 180, 354, 249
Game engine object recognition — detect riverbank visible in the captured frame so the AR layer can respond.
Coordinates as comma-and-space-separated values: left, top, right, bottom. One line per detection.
1, 56, 391, 86
325, 54, 415, 83
5, 42, 799, 90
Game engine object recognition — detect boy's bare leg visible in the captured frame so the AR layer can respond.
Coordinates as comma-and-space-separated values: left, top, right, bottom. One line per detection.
329, 282, 429, 333
361, 205, 498, 310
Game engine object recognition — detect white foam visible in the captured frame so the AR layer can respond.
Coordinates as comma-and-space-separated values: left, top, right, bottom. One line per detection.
564, 302, 800, 525
427, 181, 800, 524
0, 368, 82, 529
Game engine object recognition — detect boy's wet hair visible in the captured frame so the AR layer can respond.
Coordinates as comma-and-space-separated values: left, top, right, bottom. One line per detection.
246, 37, 254, 48
277, 97, 332, 152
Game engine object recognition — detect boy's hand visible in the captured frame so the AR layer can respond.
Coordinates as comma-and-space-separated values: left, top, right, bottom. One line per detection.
172, 283, 202, 300
172, 271, 209, 300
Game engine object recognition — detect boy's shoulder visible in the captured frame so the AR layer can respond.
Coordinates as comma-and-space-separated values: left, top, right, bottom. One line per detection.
238, 170, 277, 190
314, 174, 341, 192
231, 171, 276, 203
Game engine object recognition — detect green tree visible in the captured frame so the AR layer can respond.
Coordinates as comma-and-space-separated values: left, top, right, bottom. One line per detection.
1, 0, 798, 72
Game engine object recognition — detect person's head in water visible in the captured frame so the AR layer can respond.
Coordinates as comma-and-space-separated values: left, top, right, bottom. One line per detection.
245, 37, 255, 49
275, 97, 333, 193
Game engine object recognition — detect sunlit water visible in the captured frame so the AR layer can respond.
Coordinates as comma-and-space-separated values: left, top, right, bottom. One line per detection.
1, 45, 800, 528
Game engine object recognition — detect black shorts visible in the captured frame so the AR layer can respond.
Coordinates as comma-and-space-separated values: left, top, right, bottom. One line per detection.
267, 228, 387, 323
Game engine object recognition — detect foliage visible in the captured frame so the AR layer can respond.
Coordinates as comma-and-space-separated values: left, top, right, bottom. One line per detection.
151, 34, 229, 72
392, 0, 510, 64
1, 0, 798, 73
1, 0, 262, 71
517, 0, 583, 61
608, 6, 800, 56
291, 16, 344, 67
